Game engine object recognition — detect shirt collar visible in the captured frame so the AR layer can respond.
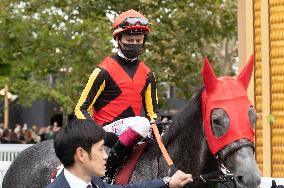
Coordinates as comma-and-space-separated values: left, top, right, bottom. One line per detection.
64, 168, 92, 188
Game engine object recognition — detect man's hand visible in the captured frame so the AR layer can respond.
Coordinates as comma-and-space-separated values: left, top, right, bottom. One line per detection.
169, 170, 193, 188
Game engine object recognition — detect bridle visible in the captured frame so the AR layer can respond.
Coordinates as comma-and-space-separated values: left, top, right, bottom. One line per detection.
217, 139, 255, 162
193, 163, 234, 184
151, 121, 255, 187
193, 139, 255, 186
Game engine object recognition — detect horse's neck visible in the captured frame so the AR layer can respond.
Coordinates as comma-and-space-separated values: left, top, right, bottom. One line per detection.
157, 107, 219, 187
130, 89, 219, 187
162, 116, 215, 174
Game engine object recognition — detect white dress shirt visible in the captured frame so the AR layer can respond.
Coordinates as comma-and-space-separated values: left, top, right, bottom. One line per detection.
64, 169, 92, 188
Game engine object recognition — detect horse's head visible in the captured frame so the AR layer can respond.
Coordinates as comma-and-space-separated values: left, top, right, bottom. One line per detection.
202, 55, 261, 187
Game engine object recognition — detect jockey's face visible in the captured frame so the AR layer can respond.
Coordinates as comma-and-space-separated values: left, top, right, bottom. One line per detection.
118, 34, 145, 59
82, 139, 108, 177
120, 34, 144, 44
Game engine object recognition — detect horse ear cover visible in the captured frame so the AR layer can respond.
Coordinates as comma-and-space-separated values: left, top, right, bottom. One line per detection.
201, 55, 255, 155
237, 54, 254, 90
203, 57, 218, 94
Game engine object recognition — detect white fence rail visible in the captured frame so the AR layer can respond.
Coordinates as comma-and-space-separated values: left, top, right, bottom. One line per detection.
0, 144, 33, 162
0, 144, 32, 188
261, 177, 284, 188
0, 161, 12, 188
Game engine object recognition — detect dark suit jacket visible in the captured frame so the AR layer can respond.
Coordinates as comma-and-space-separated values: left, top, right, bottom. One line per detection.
46, 171, 167, 188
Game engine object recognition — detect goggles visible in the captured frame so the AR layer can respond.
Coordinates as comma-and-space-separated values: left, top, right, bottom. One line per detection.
119, 17, 149, 29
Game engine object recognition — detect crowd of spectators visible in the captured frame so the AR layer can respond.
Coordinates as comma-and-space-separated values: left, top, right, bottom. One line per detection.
0, 122, 61, 144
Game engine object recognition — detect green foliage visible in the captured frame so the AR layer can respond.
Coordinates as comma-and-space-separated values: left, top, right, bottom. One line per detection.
0, 0, 112, 113
142, 0, 237, 99
267, 114, 275, 125
105, 0, 237, 98
0, 0, 237, 114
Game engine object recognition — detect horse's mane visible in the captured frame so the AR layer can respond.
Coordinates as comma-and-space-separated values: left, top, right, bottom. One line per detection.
163, 86, 204, 146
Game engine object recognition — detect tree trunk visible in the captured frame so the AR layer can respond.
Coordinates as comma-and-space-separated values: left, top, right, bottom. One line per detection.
4, 84, 9, 129
62, 107, 68, 127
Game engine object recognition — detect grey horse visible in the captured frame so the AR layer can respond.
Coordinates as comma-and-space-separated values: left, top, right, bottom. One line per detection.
3, 57, 261, 188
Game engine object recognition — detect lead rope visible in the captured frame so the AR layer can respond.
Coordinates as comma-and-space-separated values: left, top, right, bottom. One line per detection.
150, 122, 177, 175
149, 121, 234, 186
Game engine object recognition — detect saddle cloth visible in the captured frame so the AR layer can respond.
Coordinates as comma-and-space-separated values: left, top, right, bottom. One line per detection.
114, 142, 147, 185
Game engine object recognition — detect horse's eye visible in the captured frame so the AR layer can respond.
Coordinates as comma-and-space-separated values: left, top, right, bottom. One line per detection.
213, 119, 220, 125
211, 108, 230, 137
248, 106, 257, 129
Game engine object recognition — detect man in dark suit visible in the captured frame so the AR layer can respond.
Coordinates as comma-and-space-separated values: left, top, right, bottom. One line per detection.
46, 119, 193, 188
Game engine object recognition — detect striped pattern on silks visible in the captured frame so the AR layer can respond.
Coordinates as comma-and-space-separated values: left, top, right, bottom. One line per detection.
74, 54, 158, 125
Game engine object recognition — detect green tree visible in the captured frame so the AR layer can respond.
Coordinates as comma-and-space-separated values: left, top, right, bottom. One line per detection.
0, 0, 237, 125
107, 0, 237, 98
0, 0, 113, 125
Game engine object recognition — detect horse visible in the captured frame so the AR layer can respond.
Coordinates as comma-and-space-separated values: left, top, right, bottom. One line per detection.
3, 56, 261, 188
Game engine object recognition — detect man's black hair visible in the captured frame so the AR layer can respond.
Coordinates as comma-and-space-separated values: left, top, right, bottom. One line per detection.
54, 119, 106, 168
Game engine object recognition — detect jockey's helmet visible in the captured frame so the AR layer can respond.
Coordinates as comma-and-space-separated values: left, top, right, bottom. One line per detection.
112, 9, 150, 40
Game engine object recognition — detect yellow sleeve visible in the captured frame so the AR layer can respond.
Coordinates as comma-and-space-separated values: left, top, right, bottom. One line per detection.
144, 72, 158, 121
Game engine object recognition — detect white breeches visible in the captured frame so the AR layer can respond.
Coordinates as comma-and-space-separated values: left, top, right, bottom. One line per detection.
103, 116, 151, 138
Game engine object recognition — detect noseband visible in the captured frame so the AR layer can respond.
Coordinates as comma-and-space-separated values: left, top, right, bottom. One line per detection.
217, 139, 255, 162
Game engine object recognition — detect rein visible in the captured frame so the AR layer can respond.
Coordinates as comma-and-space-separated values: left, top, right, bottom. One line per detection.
150, 121, 175, 171
150, 121, 254, 186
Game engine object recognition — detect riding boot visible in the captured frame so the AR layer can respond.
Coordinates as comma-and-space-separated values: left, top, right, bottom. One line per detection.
103, 140, 130, 184
103, 128, 142, 184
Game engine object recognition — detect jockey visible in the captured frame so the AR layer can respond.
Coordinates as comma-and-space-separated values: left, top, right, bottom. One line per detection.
74, 9, 159, 183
